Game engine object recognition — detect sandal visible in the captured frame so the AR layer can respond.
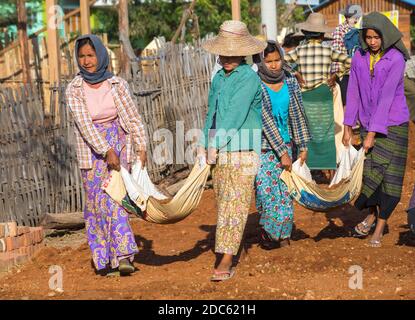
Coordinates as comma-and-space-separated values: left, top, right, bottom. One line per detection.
210, 268, 236, 282
368, 238, 382, 248
352, 219, 376, 238
119, 259, 135, 276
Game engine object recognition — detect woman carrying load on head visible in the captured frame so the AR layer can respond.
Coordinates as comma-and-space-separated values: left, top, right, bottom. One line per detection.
65, 35, 148, 276
255, 40, 311, 249
342, 12, 411, 247
198, 20, 265, 282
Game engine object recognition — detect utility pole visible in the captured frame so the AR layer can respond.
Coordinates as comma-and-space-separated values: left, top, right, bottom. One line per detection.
261, 0, 277, 41
17, 0, 31, 84
80, 0, 91, 35
231, 0, 241, 21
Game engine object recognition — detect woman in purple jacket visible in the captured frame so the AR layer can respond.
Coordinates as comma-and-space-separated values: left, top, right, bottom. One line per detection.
342, 12, 411, 247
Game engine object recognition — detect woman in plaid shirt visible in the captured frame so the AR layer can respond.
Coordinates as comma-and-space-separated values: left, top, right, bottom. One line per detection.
66, 35, 147, 276
285, 13, 351, 177
255, 41, 311, 249
331, 4, 363, 106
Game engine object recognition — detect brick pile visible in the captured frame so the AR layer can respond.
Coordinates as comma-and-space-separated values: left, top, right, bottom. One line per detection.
0, 222, 44, 272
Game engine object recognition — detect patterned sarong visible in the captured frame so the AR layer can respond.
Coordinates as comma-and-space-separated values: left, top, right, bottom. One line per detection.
302, 84, 336, 169
81, 119, 139, 271
212, 151, 259, 255
355, 124, 409, 220
255, 148, 293, 241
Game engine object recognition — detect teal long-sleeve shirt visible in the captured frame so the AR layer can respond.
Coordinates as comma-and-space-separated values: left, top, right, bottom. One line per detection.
201, 63, 263, 154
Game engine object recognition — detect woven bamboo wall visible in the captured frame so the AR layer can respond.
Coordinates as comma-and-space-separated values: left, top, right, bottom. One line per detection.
0, 41, 214, 226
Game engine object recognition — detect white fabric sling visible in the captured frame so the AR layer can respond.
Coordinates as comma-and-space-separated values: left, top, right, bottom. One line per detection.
281, 146, 365, 211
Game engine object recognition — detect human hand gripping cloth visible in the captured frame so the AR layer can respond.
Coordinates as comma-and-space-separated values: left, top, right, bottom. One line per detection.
280, 146, 365, 211
102, 159, 211, 224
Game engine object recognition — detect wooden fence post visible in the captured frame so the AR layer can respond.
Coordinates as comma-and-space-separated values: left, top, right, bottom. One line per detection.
17, 0, 31, 84
80, 0, 91, 35
45, 0, 61, 115
118, 0, 130, 77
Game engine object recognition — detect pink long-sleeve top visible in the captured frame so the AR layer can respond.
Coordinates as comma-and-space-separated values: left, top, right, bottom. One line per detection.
83, 80, 118, 124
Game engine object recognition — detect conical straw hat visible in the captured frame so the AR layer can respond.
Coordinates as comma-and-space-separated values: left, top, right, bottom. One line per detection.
203, 20, 267, 56
296, 13, 335, 34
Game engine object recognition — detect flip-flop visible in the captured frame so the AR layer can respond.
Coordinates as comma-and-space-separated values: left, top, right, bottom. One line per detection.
106, 270, 121, 277
210, 268, 236, 282
368, 238, 382, 248
352, 220, 376, 238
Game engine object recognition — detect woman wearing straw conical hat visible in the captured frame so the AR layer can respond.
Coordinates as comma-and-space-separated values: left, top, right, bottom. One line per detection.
198, 20, 266, 281
285, 13, 352, 180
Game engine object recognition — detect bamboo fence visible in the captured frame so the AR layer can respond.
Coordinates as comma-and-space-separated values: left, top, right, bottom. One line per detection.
0, 41, 215, 226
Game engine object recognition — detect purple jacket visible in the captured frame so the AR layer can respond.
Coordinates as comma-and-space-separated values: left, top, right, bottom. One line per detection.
344, 47, 409, 135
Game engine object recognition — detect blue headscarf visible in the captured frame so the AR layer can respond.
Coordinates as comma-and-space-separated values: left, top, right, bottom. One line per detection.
75, 34, 114, 84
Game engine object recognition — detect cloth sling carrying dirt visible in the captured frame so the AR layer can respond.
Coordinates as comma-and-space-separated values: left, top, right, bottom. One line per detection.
103, 160, 211, 224
280, 146, 365, 211
104, 147, 365, 217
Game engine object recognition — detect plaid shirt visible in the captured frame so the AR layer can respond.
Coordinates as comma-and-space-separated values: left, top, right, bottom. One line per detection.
285, 40, 351, 90
261, 72, 312, 157
66, 75, 147, 169
331, 22, 352, 74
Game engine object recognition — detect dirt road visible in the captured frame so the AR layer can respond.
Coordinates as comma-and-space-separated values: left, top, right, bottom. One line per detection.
1, 130, 415, 300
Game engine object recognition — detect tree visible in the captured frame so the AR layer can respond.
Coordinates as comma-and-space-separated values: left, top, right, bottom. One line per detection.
128, 0, 261, 49
91, 0, 305, 50
0, 0, 43, 48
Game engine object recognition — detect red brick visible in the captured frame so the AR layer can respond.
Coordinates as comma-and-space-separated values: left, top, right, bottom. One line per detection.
35, 227, 44, 240
22, 246, 32, 258
12, 237, 19, 250
0, 238, 6, 253
17, 235, 24, 248
27, 232, 34, 245
5, 237, 14, 251
22, 234, 29, 247
6, 222, 17, 237
0, 224, 5, 238
0, 254, 13, 272
17, 226, 25, 236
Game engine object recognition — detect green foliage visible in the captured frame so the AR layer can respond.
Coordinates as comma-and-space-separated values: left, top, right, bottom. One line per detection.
0, 0, 44, 47
91, 7, 119, 43
90, 0, 307, 50
193, 0, 261, 37
128, 0, 261, 49
276, 0, 305, 31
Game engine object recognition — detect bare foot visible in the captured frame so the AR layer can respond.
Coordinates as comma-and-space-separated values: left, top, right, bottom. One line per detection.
215, 254, 233, 272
